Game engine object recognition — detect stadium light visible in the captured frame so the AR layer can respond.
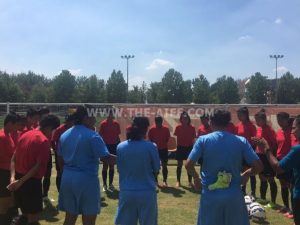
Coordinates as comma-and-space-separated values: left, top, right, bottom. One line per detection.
121, 55, 135, 102
269, 54, 284, 103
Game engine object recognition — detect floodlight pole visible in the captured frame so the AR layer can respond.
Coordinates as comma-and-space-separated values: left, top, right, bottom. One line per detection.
269, 54, 284, 103
121, 55, 135, 102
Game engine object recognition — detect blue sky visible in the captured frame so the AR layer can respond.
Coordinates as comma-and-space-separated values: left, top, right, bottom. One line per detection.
0, 0, 299, 87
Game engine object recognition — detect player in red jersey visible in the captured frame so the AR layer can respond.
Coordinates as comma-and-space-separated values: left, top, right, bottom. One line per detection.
148, 115, 171, 187
197, 114, 212, 137
174, 111, 196, 187
236, 107, 257, 197
276, 112, 294, 216
99, 109, 120, 192
253, 109, 278, 208
0, 112, 19, 225
20, 108, 40, 136
8, 115, 60, 225
51, 114, 75, 191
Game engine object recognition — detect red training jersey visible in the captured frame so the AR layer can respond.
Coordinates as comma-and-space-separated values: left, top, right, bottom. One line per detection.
0, 130, 15, 170
174, 124, 196, 147
226, 122, 237, 134
148, 125, 171, 149
276, 128, 292, 160
52, 124, 69, 151
99, 120, 121, 145
15, 129, 51, 179
236, 121, 257, 145
197, 124, 212, 137
255, 125, 277, 155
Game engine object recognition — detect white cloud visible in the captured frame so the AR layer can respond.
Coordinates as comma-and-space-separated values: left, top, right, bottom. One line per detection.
273, 66, 288, 73
274, 18, 282, 24
68, 69, 82, 75
146, 58, 174, 70
129, 76, 147, 89
238, 35, 253, 41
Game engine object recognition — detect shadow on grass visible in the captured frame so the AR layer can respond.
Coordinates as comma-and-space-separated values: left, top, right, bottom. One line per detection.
160, 186, 186, 197
180, 185, 200, 194
40, 199, 59, 222
104, 189, 119, 200
101, 197, 108, 207
252, 219, 270, 224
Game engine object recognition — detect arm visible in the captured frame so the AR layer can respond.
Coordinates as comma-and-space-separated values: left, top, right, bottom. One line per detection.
8, 161, 41, 191
241, 159, 263, 184
10, 152, 16, 183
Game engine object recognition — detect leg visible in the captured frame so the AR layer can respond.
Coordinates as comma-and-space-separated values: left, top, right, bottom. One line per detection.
108, 164, 115, 186
102, 162, 109, 188
161, 162, 168, 183
250, 175, 256, 197
293, 198, 300, 225
280, 179, 290, 210
82, 215, 97, 225
43, 154, 52, 198
268, 177, 277, 204
176, 160, 183, 186
26, 213, 40, 224
259, 175, 268, 200
0, 196, 15, 225
63, 212, 78, 225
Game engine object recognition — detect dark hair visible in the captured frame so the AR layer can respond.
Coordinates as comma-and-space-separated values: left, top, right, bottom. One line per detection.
155, 115, 163, 124
26, 108, 39, 118
255, 108, 267, 121
38, 106, 50, 116
210, 109, 231, 127
65, 113, 75, 123
127, 116, 150, 140
288, 117, 295, 127
18, 114, 27, 123
179, 111, 191, 125
73, 106, 88, 125
4, 111, 20, 126
39, 115, 60, 130
277, 112, 290, 121
237, 106, 250, 121
200, 114, 209, 120
295, 115, 300, 126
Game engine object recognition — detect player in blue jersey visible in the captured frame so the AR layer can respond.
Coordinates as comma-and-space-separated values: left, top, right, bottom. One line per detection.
185, 109, 263, 225
57, 106, 116, 225
115, 116, 160, 225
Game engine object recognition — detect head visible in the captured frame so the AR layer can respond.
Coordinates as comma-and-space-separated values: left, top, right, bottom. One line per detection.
16, 115, 27, 131
107, 109, 115, 122
73, 105, 95, 129
277, 112, 290, 129
39, 114, 60, 139
179, 111, 191, 126
38, 106, 50, 120
254, 109, 267, 127
64, 114, 75, 128
155, 115, 163, 128
4, 112, 20, 133
210, 109, 231, 130
237, 106, 250, 122
292, 115, 300, 141
26, 108, 40, 128
200, 114, 210, 126
127, 116, 150, 140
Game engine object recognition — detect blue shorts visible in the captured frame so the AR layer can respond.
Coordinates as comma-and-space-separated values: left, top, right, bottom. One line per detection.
198, 187, 250, 225
59, 170, 101, 215
115, 190, 157, 225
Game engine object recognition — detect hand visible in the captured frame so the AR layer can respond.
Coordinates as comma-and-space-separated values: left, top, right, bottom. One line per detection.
193, 177, 202, 192
7, 180, 22, 191
251, 137, 270, 149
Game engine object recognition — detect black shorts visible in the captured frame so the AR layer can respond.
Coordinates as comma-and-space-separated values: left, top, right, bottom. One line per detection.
257, 154, 275, 177
0, 169, 11, 198
158, 149, 168, 163
107, 144, 118, 155
176, 145, 193, 161
14, 173, 43, 214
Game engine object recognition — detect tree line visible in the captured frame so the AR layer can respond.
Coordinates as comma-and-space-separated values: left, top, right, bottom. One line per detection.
0, 69, 299, 104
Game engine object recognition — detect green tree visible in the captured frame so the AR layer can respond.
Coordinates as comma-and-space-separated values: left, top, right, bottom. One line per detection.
30, 84, 48, 102
106, 70, 127, 103
246, 72, 269, 104
210, 75, 240, 104
192, 74, 210, 103
147, 82, 163, 103
277, 72, 298, 104
0, 72, 24, 102
52, 70, 76, 102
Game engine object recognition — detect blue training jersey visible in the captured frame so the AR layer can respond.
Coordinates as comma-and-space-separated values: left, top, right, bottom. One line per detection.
188, 131, 259, 190
117, 140, 160, 191
58, 125, 109, 176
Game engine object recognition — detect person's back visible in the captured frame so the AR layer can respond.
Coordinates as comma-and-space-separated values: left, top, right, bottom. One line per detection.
117, 139, 159, 191
199, 131, 255, 190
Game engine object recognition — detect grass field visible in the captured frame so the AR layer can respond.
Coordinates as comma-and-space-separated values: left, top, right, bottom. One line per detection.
38, 160, 294, 225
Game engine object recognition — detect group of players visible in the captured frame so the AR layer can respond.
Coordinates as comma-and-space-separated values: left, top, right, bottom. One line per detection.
0, 105, 299, 225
